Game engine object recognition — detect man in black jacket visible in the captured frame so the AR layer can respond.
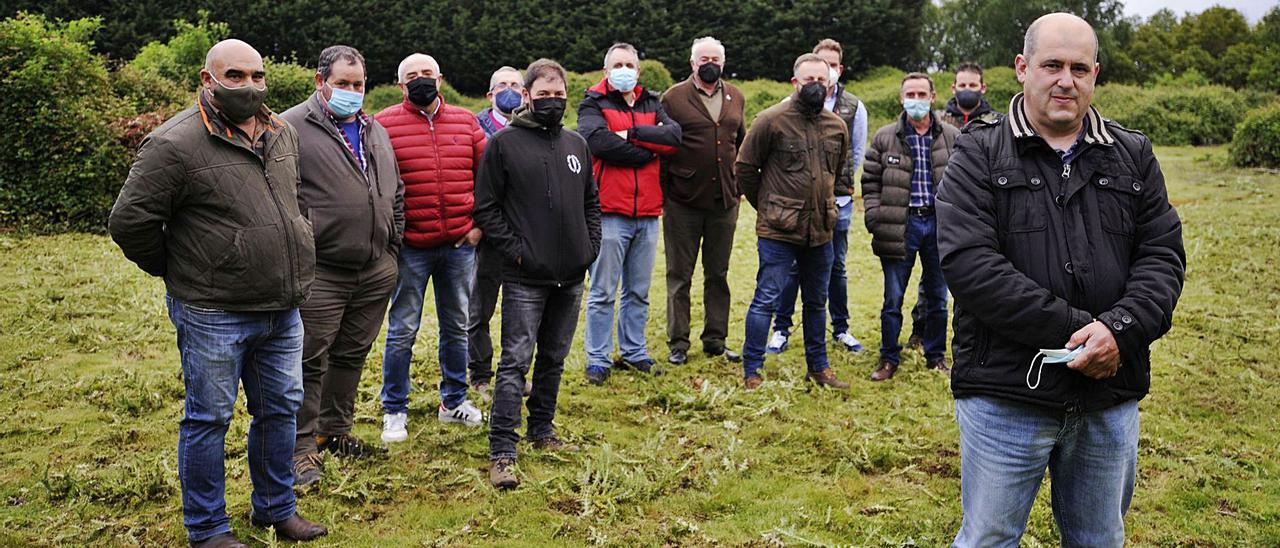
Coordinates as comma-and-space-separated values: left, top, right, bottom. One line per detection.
281, 45, 403, 489
473, 59, 602, 490
937, 13, 1185, 546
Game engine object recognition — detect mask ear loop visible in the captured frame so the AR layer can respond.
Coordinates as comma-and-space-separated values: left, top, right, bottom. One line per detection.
1027, 352, 1047, 390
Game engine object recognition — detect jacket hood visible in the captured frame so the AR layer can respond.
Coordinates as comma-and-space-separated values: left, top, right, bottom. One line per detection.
944, 95, 994, 118
508, 103, 562, 133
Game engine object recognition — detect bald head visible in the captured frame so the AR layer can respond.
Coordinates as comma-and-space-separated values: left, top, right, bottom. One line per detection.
1024, 12, 1098, 63
201, 39, 265, 91
397, 53, 441, 83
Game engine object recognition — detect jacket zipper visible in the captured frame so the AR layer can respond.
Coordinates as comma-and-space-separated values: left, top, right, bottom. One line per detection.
260, 132, 298, 302
428, 113, 445, 243
629, 109, 639, 217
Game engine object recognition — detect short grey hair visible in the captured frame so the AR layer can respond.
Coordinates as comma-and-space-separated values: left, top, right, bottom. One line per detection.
792, 53, 826, 77
318, 45, 364, 79
397, 53, 439, 83
488, 66, 521, 91
603, 42, 639, 67
1023, 12, 1099, 63
690, 36, 725, 61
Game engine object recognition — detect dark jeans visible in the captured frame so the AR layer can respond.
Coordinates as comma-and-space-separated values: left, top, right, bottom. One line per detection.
909, 286, 926, 341
489, 281, 584, 460
773, 199, 853, 335
381, 243, 475, 413
663, 199, 738, 352
879, 213, 948, 363
295, 256, 397, 456
468, 239, 503, 385
166, 295, 303, 542
742, 237, 835, 378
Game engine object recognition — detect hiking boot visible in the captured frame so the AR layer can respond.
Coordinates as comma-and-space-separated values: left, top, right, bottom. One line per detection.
870, 360, 899, 382
806, 368, 851, 390
381, 412, 408, 443
927, 358, 951, 375
531, 434, 580, 452
190, 533, 247, 548
705, 345, 743, 363
906, 333, 923, 350
765, 330, 789, 354
292, 452, 323, 491
490, 458, 519, 489
439, 400, 484, 427
667, 348, 688, 365
744, 375, 764, 391
615, 356, 661, 375
585, 366, 610, 386
251, 513, 328, 541
319, 433, 383, 459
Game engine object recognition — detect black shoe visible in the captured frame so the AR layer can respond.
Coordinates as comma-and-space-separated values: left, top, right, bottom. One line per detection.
906, 333, 924, 350
319, 433, 384, 459
292, 452, 323, 491
667, 348, 688, 365
705, 345, 742, 363
585, 367, 610, 385
615, 357, 661, 375
190, 533, 247, 548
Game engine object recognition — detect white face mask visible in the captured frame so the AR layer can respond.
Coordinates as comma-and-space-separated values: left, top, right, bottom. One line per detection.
828, 66, 839, 85
1026, 345, 1085, 389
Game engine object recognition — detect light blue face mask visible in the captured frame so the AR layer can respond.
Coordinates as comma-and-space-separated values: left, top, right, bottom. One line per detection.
1027, 345, 1085, 389
903, 98, 931, 120
327, 85, 364, 118
608, 67, 639, 93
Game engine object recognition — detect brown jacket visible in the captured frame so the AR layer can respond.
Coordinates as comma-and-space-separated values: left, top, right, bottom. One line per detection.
660, 77, 746, 210
738, 95, 849, 247
861, 112, 959, 260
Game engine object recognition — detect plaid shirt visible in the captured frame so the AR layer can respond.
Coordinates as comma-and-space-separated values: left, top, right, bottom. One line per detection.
327, 109, 371, 173
905, 132, 934, 207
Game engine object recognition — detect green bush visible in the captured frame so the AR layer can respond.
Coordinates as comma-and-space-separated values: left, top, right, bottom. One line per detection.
1231, 104, 1280, 168
1096, 84, 1261, 146
128, 13, 228, 91
111, 64, 189, 116
0, 14, 131, 232
262, 58, 316, 114
365, 84, 403, 113
638, 59, 673, 95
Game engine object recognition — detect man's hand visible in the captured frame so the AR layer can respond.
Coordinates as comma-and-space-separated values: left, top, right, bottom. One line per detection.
1065, 320, 1121, 379
455, 227, 482, 248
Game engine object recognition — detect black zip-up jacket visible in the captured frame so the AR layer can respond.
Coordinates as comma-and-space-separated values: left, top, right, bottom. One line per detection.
938, 96, 996, 129
472, 105, 602, 287
936, 93, 1185, 412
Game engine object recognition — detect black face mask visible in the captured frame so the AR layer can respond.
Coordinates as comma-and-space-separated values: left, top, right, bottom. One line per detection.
955, 89, 982, 110
407, 77, 438, 107
531, 97, 566, 127
798, 81, 827, 114
697, 62, 722, 84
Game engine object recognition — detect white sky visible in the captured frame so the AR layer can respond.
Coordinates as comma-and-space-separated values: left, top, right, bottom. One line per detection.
1124, 0, 1276, 23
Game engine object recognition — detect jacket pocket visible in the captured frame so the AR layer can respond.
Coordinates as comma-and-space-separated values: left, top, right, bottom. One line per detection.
781, 138, 806, 172
992, 170, 1047, 233
1093, 175, 1139, 237
309, 205, 373, 266
822, 139, 842, 174
213, 224, 286, 302
763, 194, 805, 232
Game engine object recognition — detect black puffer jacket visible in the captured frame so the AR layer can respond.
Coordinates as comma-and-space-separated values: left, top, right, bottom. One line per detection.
936, 94, 1186, 412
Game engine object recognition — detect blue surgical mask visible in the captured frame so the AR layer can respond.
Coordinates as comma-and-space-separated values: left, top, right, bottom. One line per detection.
608, 67, 638, 93
327, 85, 364, 118
1027, 345, 1085, 389
494, 87, 522, 114
903, 98, 931, 121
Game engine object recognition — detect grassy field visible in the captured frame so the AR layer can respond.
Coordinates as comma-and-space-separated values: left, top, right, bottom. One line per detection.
0, 145, 1277, 546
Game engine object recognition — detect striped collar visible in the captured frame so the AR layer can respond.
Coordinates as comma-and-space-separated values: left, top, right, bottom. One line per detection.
1007, 92, 1114, 146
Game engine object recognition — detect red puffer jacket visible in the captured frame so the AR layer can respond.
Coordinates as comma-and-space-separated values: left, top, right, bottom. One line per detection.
577, 78, 682, 217
376, 97, 486, 248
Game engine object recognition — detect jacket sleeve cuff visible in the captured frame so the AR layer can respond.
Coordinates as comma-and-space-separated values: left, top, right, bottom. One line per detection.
1098, 306, 1142, 356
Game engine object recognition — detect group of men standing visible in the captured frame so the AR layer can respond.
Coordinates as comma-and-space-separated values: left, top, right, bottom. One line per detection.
109, 12, 1183, 547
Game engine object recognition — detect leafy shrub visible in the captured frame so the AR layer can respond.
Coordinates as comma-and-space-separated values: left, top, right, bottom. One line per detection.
110, 63, 189, 116
638, 59, 673, 95
1096, 85, 1258, 146
262, 58, 316, 114
128, 13, 229, 91
1231, 104, 1280, 168
365, 84, 403, 113
0, 14, 131, 232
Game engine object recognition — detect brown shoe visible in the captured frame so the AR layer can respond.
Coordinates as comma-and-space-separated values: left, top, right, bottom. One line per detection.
744, 375, 764, 391
531, 434, 580, 452
805, 368, 850, 390
251, 513, 328, 541
927, 358, 951, 375
870, 360, 899, 382
319, 433, 384, 459
292, 451, 323, 491
490, 457, 519, 489
190, 533, 247, 548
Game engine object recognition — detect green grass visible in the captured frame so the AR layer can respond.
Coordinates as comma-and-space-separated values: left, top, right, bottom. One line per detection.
1, 145, 1277, 545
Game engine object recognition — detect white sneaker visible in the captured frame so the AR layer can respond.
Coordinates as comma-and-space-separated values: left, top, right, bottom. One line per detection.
835, 331, 866, 353
766, 330, 789, 354
381, 412, 408, 443
439, 399, 484, 427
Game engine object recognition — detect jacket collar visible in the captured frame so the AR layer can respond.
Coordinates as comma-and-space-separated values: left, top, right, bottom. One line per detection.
196, 90, 283, 140
896, 111, 942, 139
1007, 92, 1114, 146
944, 96, 993, 118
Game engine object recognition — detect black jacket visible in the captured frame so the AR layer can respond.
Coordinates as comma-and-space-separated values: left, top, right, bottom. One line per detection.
472, 105, 602, 287
936, 93, 1185, 412
938, 96, 996, 129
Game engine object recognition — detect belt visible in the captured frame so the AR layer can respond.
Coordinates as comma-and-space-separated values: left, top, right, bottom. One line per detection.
909, 206, 935, 216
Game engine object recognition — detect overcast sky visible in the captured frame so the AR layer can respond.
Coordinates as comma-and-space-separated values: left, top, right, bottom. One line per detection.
1123, 0, 1276, 23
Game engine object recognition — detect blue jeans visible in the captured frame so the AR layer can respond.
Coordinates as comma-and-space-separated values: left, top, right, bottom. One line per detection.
879, 213, 948, 363
381, 244, 475, 413
585, 215, 659, 369
954, 397, 1139, 548
774, 199, 853, 335
166, 296, 304, 542
743, 237, 835, 378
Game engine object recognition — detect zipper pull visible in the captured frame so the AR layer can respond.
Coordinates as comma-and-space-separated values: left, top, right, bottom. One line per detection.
1062, 163, 1072, 180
